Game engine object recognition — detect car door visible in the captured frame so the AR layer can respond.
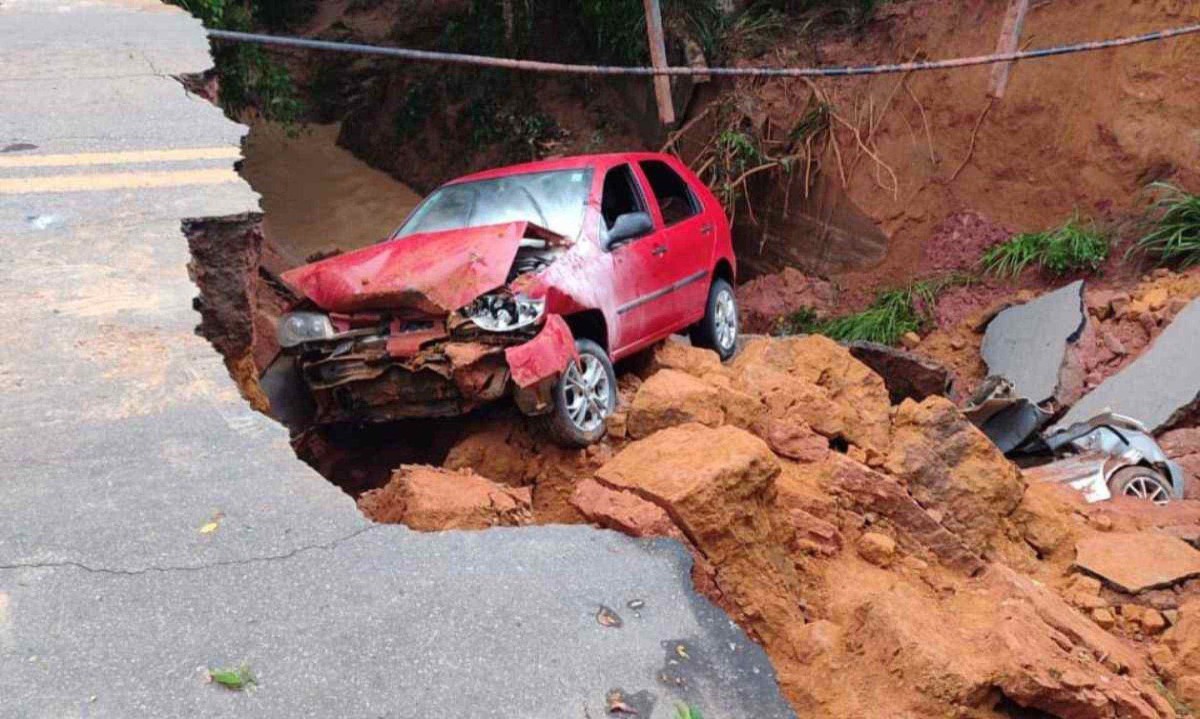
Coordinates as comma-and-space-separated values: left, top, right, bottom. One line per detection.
598, 162, 671, 354
636, 159, 711, 332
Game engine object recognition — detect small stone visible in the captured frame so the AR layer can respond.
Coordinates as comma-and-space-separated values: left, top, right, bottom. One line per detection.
1149, 644, 1174, 673
1110, 293, 1132, 318
606, 412, 628, 440
1088, 514, 1114, 531
900, 331, 922, 350
949, 336, 966, 351
1166, 609, 1181, 626
857, 532, 897, 567
1121, 604, 1167, 635
1092, 607, 1116, 629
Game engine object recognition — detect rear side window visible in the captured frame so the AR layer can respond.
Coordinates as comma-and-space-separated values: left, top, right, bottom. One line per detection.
639, 160, 700, 227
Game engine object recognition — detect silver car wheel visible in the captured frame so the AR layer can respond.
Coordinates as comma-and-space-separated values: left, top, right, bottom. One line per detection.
1122, 475, 1170, 505
714, 287, 738, 352
562, 354, 610, 433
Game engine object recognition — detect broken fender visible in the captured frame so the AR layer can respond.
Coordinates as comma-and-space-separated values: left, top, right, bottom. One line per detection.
506, 314, 577, 388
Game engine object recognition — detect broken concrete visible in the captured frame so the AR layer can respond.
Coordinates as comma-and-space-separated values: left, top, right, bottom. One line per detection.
1056, 297, 1200, 432
1074, 532, 1200, 593
980, 280, 1085, 404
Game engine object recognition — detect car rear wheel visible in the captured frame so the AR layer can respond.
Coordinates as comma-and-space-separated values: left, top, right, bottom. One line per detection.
540, 339, 617, 448
1108, 466, 1173, 505
690, 277, 738, 361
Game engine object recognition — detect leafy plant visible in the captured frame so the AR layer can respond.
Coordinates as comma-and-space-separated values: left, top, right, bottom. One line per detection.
208, 663, 256, 691
168, 1, 305, 126
1133, 182, 1200, 268
980, 216, 1110, 278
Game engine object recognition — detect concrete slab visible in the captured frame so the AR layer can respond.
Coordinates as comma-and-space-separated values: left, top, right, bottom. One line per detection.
1074, 532, 1200, 593
1055, 298, 1200, 432
0, 2, 798, 717
980, 280, 1085, 404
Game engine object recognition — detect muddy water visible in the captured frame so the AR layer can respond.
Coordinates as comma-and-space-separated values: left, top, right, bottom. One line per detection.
241, 122, 421, 261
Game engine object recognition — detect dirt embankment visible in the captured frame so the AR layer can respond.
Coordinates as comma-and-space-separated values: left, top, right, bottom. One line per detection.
353, 337, 1200, 718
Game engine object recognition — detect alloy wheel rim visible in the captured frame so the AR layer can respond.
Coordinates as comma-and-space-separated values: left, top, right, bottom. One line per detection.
1123, 475, 1169, 505
714, 288, 737, 351
563, 354, 610, 433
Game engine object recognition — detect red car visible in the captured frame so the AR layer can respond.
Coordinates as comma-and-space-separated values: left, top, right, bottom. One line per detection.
277, 152, 738, 446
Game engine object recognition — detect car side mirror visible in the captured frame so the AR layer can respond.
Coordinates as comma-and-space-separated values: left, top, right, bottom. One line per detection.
605, 211, 653, 249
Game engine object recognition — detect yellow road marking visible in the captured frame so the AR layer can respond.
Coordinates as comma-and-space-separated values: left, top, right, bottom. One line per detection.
0, 147, 241, 168
0, 168, 241, 194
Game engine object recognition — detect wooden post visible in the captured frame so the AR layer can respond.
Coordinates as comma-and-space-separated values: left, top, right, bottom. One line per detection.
642, 0, 676, 126
988, 0, 1030, 99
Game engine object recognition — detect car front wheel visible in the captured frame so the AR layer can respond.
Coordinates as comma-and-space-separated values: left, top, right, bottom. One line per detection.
690, 277, 739, 361
541, 338, 617, 447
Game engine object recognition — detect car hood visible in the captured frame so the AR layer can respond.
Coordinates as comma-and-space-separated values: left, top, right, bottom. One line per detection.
281, 221, 561, 315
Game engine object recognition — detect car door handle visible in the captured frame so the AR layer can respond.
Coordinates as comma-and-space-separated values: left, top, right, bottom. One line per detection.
652, 245, 668, 257
700, 223, 714, 236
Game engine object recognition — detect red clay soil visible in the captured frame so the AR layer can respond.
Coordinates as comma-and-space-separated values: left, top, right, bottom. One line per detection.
356, 338, 1200, 718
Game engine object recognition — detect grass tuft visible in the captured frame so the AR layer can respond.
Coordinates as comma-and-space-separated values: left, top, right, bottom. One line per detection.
675, 703, 704, 719
980, 216, 1109, 278
1133, 183, 1200, 268
775, 277, 964, 346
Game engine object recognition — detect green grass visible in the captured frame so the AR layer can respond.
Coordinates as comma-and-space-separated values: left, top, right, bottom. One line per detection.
168, 1, 304, 126
980, 216, 1110, 278
1133, 183, 1200, 268
675, 703, 704, 719
775, 277, 963, 346
208, 663, 256, 691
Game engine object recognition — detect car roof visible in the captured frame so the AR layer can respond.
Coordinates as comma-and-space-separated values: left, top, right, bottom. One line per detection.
446, 152, 677, 185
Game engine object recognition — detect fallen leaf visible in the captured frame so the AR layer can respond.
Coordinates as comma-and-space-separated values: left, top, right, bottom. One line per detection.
606, 689, 638, 715
675, 644, 689, 660
596, 605, 623, 629
208, 663, 255, 691
199, 511, 225, 534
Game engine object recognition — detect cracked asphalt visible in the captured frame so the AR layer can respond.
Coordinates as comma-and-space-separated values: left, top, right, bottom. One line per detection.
0, 1, 797, 717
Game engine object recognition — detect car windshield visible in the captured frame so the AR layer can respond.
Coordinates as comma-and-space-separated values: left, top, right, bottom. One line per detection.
393, 169, 594, 240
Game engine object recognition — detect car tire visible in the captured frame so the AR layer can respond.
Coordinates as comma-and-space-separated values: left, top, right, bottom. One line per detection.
1108, 465, 1173, 505
690, 277, 739, 361
539, 338, 617, 448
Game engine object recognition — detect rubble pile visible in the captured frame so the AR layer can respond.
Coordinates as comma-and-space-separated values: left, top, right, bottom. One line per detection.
359, 337, 1200, 718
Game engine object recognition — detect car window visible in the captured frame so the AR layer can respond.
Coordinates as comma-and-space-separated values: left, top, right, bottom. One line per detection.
639, 160, 700, 227
600, 164, 645, 231
393, 169, 593, 240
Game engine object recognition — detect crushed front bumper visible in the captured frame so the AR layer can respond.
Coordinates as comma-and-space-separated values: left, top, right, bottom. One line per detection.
296, 314, 577, 424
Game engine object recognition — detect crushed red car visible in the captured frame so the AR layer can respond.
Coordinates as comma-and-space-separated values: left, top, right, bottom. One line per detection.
278, 152, 738, 446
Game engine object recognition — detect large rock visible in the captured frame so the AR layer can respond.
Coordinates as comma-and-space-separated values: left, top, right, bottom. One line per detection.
787, 562, 1164, 719
981, 280, 1086, 404
731, 336, 891, 460
358, 465, 532, 530
1074, 532, 1200, 593
570, 477, 682, 540
1161, 599, 1200, 707
1056, 298, 1200, 432
886, 396, 1025, 555
808, 453, 985, 575
595, 424, 808, 656
627, 369, 725, 439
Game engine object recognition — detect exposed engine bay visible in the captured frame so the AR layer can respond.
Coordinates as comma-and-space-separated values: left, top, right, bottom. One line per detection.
275, 221, 576, 426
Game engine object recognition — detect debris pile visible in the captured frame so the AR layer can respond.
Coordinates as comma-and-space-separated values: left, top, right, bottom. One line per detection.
358, 337, 1200, 717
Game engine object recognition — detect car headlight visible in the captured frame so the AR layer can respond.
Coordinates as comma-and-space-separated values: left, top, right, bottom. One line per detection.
278, 311, 336, 348
463, 293, 545, 332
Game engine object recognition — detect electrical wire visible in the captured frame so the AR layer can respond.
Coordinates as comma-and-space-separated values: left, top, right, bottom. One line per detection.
207, 22, 1200, 78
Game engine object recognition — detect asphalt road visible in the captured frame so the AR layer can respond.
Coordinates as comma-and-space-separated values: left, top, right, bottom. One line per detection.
0, 1, 796, 717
